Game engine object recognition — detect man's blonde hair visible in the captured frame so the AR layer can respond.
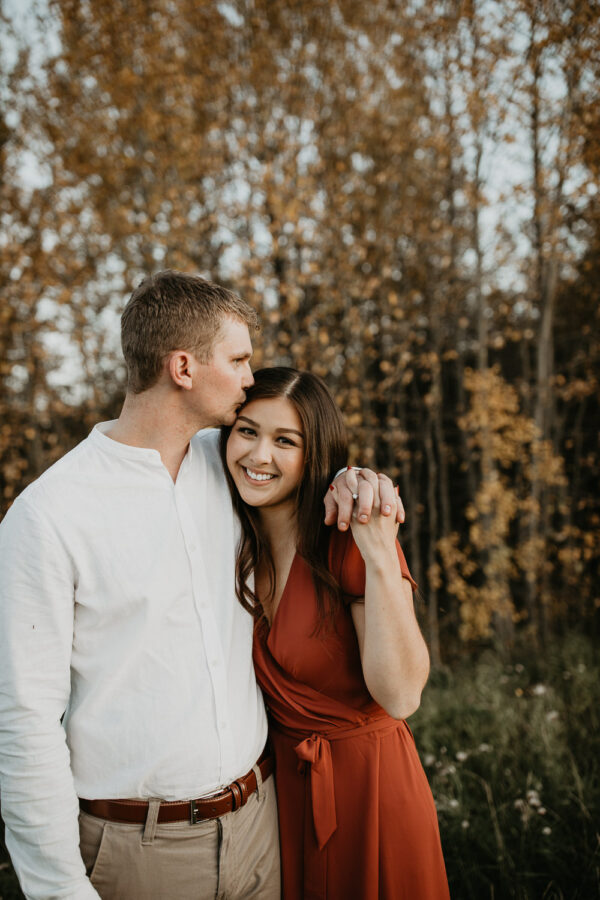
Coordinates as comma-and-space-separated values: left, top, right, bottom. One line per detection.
121, 270, 259, 393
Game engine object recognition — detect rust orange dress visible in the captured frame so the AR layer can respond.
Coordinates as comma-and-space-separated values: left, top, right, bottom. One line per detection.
252, 530, 450, 900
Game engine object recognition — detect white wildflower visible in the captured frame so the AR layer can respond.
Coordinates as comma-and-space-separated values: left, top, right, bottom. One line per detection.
461, 820, 470, 830
532, 683, 547, 696
546, 710, 559, 722
515, 663, 525, 673
478, 743, 491, 753
542, 826, 552, 835
456, 751, 469, 762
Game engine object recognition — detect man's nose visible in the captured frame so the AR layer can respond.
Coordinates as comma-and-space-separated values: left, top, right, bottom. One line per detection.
242, 363, 254, 389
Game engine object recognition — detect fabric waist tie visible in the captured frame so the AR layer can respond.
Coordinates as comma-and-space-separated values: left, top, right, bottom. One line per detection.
273, 716, 399, 850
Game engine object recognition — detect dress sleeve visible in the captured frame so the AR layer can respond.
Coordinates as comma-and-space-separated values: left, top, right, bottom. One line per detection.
328, 528, 418, 604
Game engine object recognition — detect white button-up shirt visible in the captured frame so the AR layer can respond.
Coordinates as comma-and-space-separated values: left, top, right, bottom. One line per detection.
0, 423, 267, 900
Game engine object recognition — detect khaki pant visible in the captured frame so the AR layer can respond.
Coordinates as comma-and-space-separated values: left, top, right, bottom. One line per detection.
78, 773, 280, 899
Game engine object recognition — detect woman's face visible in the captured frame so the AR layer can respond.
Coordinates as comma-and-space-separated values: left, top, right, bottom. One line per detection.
226, 396, 305, 511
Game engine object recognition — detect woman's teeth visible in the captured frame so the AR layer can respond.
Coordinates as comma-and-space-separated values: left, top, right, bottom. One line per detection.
245, 468, 275, 482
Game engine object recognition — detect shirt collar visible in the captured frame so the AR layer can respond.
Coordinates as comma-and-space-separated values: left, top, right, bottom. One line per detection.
90, 421, 171, 467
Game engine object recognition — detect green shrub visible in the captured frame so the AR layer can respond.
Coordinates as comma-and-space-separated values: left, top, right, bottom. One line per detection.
411, 631, 600, 899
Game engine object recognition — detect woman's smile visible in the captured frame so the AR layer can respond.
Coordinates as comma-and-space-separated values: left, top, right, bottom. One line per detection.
243, 466, 277, 483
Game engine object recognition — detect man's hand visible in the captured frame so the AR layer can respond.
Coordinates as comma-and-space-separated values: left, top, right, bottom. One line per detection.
323, 467, 405, 531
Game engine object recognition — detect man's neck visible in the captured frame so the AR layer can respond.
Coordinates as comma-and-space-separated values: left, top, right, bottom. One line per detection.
106, 390, 205, 483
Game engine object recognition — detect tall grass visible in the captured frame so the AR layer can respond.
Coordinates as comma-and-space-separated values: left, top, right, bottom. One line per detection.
411, 631, 600, 899
1, 632, 598, 898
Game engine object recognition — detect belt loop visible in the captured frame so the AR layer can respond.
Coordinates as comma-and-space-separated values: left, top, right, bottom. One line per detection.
252, 763, 264, 803
142, 798, 161, 845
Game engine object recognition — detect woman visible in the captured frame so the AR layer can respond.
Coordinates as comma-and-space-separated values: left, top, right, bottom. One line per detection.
220, 367, 449, 900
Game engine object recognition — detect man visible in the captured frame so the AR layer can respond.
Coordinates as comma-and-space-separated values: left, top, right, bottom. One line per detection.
0, 270, 402, 899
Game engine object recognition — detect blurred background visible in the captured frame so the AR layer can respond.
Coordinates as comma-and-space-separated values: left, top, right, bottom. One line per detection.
0, 1, 598, 897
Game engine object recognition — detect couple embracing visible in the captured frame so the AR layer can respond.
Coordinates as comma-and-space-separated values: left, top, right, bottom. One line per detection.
0, 271, 449, 899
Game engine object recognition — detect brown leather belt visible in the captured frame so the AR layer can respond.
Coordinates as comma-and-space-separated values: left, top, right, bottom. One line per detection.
79, 748, 273, 825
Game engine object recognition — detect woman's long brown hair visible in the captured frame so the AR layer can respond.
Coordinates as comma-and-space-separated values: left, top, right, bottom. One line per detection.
220, 367, 348, 627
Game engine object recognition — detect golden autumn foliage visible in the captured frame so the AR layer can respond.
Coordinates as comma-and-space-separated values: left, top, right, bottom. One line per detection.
439, 367, 570, 642
1, 0, 599, 657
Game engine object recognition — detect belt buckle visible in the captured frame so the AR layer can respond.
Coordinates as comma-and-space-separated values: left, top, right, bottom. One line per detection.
190, 779, 245, 824
189, 787, 231, 824
190, 797, 220, 824
190, 799, 201, 825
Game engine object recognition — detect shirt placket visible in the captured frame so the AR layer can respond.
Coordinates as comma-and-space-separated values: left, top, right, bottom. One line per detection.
173, 479, 236, 783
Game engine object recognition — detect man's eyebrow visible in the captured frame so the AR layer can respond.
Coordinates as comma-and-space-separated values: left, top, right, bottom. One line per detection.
231, 350, 252, 359
236, 415, 303, 438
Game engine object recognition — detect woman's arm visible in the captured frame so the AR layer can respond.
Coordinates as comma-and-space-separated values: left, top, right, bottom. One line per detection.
349, 500, 430, 720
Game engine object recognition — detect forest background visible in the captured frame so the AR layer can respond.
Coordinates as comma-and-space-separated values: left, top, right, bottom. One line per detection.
0, 0, 598, 898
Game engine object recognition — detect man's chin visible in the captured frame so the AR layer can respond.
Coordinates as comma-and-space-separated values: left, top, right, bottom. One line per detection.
201, 403, 245, 429
220, 409, 240, 427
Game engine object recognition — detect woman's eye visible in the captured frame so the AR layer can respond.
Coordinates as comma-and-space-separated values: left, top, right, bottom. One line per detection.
238, 427, 256, 436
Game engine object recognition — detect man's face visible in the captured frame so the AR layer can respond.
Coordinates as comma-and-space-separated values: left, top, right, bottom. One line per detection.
190, 317, 254, 428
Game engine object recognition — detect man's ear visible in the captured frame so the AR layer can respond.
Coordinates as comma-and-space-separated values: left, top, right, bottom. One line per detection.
167, 350, 196, 390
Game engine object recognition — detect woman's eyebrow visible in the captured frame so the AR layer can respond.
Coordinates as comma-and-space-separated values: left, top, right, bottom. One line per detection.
275, 428, 304, 438
236, 415, 303, 438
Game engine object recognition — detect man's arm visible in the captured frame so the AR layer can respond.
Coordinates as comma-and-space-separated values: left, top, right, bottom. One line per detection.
323, 467, 405, 530
0, 496, 100, 900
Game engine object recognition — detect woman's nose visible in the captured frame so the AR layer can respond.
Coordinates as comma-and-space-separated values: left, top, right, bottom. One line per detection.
249, 438, 272, 465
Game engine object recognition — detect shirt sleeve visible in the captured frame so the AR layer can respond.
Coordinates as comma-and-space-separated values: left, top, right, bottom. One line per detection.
0, 494, 100, 900
328, 528, 418, 604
